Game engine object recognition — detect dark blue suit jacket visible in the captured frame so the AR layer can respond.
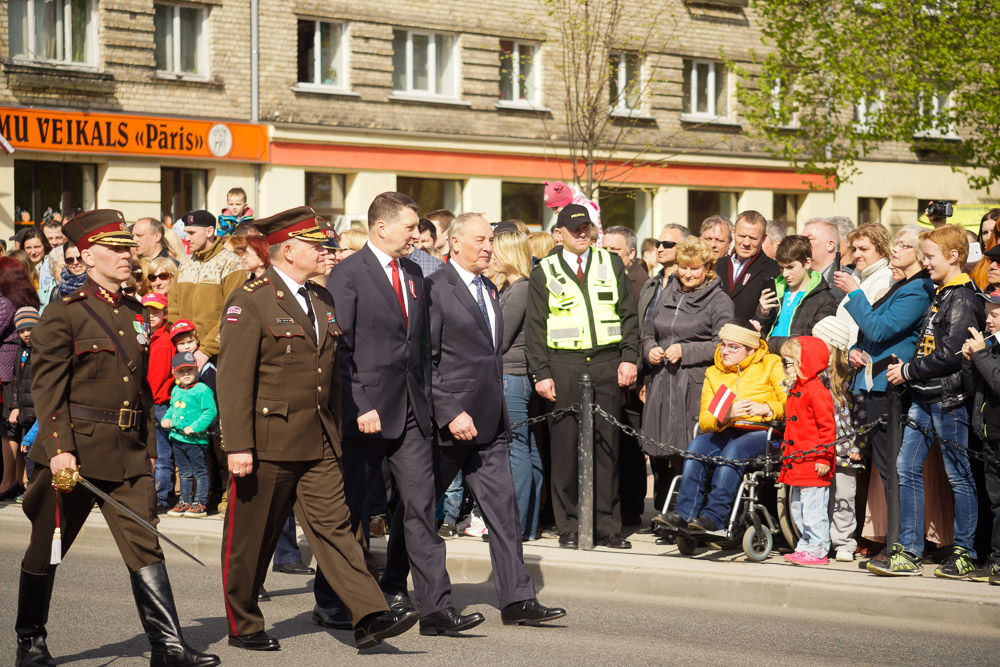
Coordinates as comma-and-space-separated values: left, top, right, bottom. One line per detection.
426, 262, 510, 446
327, 244, 433, 440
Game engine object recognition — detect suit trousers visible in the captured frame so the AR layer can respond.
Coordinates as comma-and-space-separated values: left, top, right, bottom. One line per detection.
548, 352, 622, 537
434, 434, 536, 607
618, 404, 648, 522
22, 467, 163, 574
313, 416, 452, 616
221, 441, 387, 637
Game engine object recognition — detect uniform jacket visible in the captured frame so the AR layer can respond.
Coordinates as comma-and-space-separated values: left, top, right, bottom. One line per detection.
168, 237, 244, 357
756, 270, 839, 354
699, 339, 786, 434
714, 251, 781, 322
28, 278, 156, 482
901, 273, 986, 408
327, 245, 434, 440
163, 381, 217, 445
217, 268, 343, 461
427, 262, 510, 446
779, 336, 836, 487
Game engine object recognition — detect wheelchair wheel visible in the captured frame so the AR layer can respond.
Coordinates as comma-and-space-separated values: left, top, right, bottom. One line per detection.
675, 534, 696, 556
742, 524, 773, 562
776, 483, 801, 548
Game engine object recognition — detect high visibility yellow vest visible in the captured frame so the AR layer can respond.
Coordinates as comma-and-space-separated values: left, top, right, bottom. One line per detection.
539, 248, 623, 350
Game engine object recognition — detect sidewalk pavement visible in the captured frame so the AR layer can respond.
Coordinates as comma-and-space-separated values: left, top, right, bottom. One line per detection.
2, 501, 997, 629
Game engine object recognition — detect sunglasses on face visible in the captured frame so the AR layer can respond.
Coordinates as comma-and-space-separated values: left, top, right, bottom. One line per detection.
150, 272, 174, 281
122, 285, 137, 294
656, 240, 677, 249
64, 256, 82, 265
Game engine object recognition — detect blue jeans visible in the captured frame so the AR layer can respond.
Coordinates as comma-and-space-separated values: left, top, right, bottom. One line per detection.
790, 485, 830, 558
171, 439, 209, 506
898, 400, 978, 558
272, 512, 302, 566
673, 429, 769, 526
153, 404, 173, 506
440, 471, 464, 524
504, 374, 542, 540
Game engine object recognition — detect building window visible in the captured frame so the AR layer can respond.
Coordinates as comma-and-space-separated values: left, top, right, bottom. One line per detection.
914, 90, 958, 139
8, 0, 96, 66
397, 176, 461, 214
773, 193, 801, 231
609, 52, 642, 116
501, 182, 545, 227
13, 160, 97, 230
392, 29, 457, 98
161, 167, 207, 222
499, 41, 539, 106
296, 19, 346, 89
688, 190, 737, 231
600, 187, 645, 230
854, 91, 885, 133
154, 3, 208, 76
306, 172, 347, 220
682, 59, 728, 121
858, 197, 885, 225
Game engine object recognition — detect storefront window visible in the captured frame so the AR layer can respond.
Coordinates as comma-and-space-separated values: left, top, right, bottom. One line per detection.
688, 190, 737, 232
305, 172, 346, 220
773, 193, 801, 232
14, 160, 96, 229
397, 176, 461, 215
501, 182, 544, 227
161, 167, 207, 222
600, 187, 643, 230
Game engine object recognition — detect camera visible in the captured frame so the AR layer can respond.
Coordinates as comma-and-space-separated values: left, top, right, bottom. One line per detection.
926, 200, 953, 218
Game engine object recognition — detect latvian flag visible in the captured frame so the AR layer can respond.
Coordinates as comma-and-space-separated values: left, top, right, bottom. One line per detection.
708, 384, 736, 422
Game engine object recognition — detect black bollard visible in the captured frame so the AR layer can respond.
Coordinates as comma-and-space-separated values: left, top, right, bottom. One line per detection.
885, 384, 903, 547
578, 372, 594, 551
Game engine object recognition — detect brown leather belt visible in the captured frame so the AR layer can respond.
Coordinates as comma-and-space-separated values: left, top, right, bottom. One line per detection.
69, 403, 142, 430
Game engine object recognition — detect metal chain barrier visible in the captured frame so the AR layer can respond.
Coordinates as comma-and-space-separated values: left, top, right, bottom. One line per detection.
901, 415, 1000, 467
509, 404, 580, 430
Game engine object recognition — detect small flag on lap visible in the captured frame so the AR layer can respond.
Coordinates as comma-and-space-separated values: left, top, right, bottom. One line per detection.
708, 384, 736, 422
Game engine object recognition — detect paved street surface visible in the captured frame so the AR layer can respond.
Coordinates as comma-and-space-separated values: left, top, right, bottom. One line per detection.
1, 542, 998, 666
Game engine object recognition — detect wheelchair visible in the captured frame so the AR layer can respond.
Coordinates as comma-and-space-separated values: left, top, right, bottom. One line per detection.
654, 421, 799, 561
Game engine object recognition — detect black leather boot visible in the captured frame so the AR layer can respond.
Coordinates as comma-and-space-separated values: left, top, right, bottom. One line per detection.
15, 567, 56, 667
129, 563, 220, 667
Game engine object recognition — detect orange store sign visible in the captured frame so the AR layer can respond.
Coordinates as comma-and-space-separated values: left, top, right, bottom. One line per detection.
0, 107, 269, 162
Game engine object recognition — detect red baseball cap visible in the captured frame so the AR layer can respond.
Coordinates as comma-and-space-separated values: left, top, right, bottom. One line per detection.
543, 181, 573, 209
140, 293, 168, 309
169, 319, 197, 339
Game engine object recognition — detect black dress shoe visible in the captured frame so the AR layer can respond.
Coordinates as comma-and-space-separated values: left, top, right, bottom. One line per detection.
355, 609, 420, 649
558, 532, 578, 549
418, 607, 486, 636
228, 631, 280, 651
385, 592, 416, 614
655, 535, 675, 546
687, 516, 718, 533
651, 511, 687, 529
596, 534, 632, 549
272, 560, 315, 575
501, 598, 567, 626
312, 604, 352, 630
257, 587, 270, 602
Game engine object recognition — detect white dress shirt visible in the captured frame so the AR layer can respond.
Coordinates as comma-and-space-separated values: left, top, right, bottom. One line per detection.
452, 261, 497, 347
366, 241, 409, 318
272, 265, 318, 343
562, 247, 591, 278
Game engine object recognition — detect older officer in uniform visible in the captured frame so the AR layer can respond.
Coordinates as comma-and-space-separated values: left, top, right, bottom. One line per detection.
525, 204, 640, 550
15, 210, 219, 667
218, 207, 418, 652
426, 213, 566, 627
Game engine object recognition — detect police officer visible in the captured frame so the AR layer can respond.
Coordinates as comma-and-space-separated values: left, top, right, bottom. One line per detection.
15, 210, 219, 667
525, 204, 640, 549
217, 206, 419, 652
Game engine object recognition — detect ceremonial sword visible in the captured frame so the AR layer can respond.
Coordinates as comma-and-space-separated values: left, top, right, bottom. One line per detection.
52, 466, 206, 567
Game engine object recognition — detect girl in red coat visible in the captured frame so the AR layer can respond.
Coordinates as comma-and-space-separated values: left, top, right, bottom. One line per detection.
779, 336, 837, 566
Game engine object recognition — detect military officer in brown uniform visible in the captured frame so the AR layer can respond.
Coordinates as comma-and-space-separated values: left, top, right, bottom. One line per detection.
218, 206, 419, 652
15, 210, 219, 667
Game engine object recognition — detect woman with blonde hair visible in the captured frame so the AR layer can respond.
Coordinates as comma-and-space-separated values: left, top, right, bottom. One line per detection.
528, 231, 555, 260
490, 229, 543, 539
337, 228, 369, 261
148, 256, 178, 296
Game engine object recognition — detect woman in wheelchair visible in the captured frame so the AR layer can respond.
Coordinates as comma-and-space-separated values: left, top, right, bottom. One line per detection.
653, 320, 787, 534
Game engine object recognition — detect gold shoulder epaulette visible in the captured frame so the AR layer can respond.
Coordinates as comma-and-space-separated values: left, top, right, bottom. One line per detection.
62, 291, 86, 303
244, 276, 270, 292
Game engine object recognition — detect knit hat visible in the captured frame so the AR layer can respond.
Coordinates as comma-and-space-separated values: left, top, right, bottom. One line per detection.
140, 293, 168, 309
812, 316, 851, 352
14, 307, 39, 332
171, 351, 198, 371
169, 319, 197, 339
718, 322, 760, 349
543, 181, 573, 209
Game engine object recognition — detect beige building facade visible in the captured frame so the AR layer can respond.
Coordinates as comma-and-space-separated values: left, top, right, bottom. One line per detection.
0, 0, 996, 242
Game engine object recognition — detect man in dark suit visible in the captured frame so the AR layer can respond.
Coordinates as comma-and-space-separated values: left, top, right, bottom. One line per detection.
425, 213, 566, 629
319, 192, 483, 634
714, 210, 781, 321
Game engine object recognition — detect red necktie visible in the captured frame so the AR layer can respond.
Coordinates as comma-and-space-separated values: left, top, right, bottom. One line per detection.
390, 259, 408, 329
576, 255, 584, 282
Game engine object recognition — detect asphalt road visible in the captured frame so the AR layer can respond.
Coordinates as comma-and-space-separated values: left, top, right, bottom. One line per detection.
1, 542, 997, 666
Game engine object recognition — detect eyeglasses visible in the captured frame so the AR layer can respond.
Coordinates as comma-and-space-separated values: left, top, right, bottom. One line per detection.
150, 272, 174, 281
64, 256, 82, 265
894, 241, 914, 250
782, 359, 795, 369
721, 342, 745, 352
122, 285, 137, 295
656, 240, 677, 249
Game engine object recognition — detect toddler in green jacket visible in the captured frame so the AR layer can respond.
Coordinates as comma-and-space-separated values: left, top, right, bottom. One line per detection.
161, 351, 217, 518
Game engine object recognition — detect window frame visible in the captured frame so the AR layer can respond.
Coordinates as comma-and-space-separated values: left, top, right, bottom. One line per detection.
608, 51, 644, 117
8, 0, 98, 68
914, 90, 959, 140
681, 58, 731, 123
153, 2, 210, 78
498, 40, 541, 108
391, 29, 460, 101
295, 18, 349, 92
853, 90, 886, 133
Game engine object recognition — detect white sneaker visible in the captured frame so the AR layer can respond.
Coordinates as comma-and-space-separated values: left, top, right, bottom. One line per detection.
463, 513, 487, 538
835, 550, 855, 562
